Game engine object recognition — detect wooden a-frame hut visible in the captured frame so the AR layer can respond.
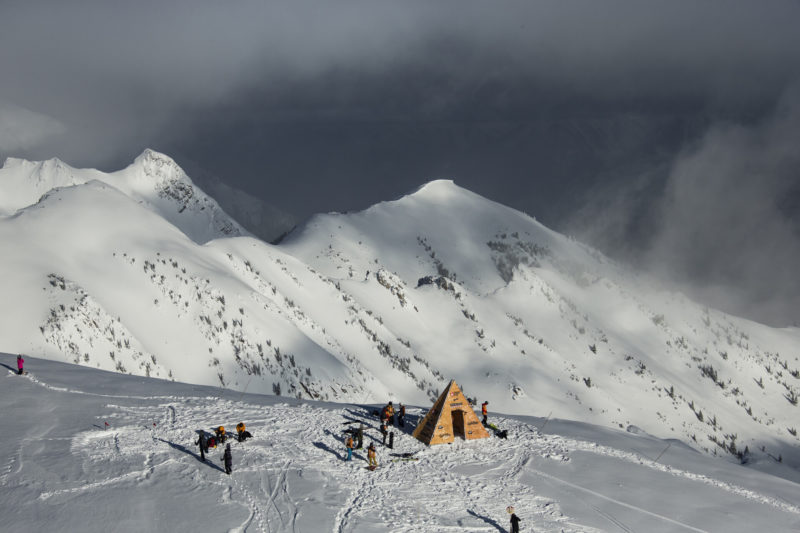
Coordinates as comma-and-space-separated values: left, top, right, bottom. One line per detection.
412, 380, 490, 445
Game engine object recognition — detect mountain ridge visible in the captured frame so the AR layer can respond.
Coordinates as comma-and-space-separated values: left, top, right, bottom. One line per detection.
2, 150, 799, 465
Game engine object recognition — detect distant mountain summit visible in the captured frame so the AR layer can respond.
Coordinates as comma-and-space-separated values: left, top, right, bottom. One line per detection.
2, 153, 799, 464
0, 149, 247, 243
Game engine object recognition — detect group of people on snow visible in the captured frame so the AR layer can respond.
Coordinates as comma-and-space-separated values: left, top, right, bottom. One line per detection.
344, 432, 377, 468
379, 401, 406, 427
194, 422, 251, 474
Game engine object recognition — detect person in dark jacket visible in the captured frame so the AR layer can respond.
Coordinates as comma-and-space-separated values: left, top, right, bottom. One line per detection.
380, 422, 388, 444
195, 431, 208, 462
17, 354, 24, 375
356, 424, 364, 449
507, 506, 521, 533
223, 443, 232, 475
398, 404, 406, 427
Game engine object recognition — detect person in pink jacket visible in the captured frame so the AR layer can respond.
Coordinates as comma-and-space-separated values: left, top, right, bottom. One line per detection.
16, 354, 24, 375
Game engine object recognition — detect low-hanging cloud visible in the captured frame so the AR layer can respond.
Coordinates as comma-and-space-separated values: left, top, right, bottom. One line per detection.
639, 86, 800, 326
0, 102, 65, 153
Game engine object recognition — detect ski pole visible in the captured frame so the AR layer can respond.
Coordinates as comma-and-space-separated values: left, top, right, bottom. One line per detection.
539, 411, 553, 432
654, 443, 671, 463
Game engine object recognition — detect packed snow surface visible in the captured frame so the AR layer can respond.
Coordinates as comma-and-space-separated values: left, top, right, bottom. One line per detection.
3, 354, 800, 532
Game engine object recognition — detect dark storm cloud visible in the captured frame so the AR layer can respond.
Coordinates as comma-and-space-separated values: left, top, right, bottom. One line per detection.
2, 0, 800, 324
3, 0, 800, 162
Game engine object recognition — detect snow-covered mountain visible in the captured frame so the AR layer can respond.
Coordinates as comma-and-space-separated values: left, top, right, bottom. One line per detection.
2, 150, 799, 468
0, 149, 248, 243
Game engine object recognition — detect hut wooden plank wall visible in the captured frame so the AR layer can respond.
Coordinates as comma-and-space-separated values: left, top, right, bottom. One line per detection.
413, 380, 490, 445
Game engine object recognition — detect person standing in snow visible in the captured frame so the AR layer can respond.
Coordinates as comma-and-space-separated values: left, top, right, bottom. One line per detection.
16, 354, 24, 375
507, 506, 521, 533
195, 431, 208, 462
223, 443, 232, 475
398, 404, 406, 427
367, 443, 378, 469
356, 424, 364, 449
345, 435, 354, 461
380, 421, 388, 445
387, 402, 395, 426
481, 401, 489, 426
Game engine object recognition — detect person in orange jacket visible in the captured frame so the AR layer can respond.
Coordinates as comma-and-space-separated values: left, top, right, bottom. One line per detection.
386, 402, 395, 426
481, 401, 489, 426
345, 435, 354, 461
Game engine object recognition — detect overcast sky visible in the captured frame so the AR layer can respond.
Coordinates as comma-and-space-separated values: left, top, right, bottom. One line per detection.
2, 0, 800, 325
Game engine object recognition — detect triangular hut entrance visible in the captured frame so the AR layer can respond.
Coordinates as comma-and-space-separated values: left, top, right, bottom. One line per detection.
413, 380, 490, 445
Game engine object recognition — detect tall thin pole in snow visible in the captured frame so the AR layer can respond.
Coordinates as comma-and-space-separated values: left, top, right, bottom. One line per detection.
654, 443, 671, 463
539, 411, 553, 432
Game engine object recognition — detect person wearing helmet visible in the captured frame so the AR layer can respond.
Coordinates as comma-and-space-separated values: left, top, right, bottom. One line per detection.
236, 422, 246, 442
216, 426, 227, 444
506, 506, 521, 533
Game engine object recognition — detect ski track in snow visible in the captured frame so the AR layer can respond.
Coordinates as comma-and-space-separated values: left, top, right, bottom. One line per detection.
12, 369, 800, 531
544, 434, 800, 516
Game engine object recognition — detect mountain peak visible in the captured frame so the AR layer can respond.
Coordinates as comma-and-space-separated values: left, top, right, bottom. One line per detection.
1, 157, 29, 169
129, 149, 186, 182
404, 179, 466, 202
1, 156, 68, 171
133, 148, 176, 166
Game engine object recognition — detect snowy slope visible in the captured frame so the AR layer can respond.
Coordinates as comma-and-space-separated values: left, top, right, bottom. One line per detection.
2, 354, 800, 533
2, 155, 800, 470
